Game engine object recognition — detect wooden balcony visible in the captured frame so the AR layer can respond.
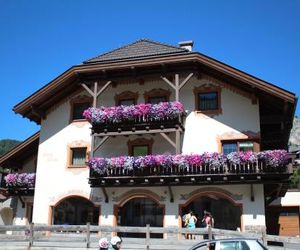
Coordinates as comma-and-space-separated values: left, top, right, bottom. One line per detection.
91, 116, 184, 135
89, 162, 292, 187
0, 173, 35, 196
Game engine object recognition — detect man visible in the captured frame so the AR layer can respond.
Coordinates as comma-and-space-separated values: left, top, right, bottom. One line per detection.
109, 236, 122, 250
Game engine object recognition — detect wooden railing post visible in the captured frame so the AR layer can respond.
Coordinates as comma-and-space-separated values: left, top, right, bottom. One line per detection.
86, 222, 91, 248
262, 227, 267, 246
29, 222, 34, 247
146, 224, 150, 250
208, 225, 212, 240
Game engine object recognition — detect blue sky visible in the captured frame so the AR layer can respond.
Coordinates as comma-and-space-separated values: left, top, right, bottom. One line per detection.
0, 0, 299, 141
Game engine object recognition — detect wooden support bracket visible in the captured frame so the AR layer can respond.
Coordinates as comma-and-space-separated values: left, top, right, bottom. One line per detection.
168, 186, 174, 203
101, 187, 109, 203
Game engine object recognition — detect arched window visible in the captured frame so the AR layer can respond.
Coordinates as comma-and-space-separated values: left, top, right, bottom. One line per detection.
52, 196, 99, 225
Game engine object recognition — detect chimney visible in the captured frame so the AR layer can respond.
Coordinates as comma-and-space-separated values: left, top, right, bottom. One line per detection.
178, 40, 194, 51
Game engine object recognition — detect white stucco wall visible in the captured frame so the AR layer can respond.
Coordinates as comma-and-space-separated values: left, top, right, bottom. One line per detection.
29, 76, 262, 230
270, 190, 300, 206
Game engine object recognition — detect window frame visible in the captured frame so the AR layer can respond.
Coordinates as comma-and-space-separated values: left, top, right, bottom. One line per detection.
70, 96, 92, 123
67, 143, 90, 169
221, 139, 260, 154
193, 85, 222, 115
114, 91, 139, 106
144, 88, 171, 104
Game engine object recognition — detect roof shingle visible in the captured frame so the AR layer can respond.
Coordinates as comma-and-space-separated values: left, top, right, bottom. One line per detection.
83, 39, 190, 64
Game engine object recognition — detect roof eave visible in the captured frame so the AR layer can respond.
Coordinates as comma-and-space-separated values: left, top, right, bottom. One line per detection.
13, 52, 297, 122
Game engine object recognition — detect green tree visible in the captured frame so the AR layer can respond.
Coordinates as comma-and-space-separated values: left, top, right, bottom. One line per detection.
0, 139, 20, 156
290, 165, 300, 189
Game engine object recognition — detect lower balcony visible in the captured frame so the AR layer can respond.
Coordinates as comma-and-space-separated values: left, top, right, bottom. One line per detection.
88, 150, 292, 187
0, 173, 35, 196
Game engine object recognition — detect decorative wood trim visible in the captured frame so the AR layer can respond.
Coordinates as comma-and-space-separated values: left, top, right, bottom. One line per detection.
69, 95, 92, 123
114, 91, 139, 105
193, 84, 222, 115
127, 138, 154, 156
66, 140, 90, 169
144, 88, 171, 103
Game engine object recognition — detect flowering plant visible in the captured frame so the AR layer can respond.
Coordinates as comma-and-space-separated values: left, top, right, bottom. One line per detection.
87, 150, 289, 175
4, 173, 36, 188
257, 150, 289, 167
83, 101, 185, 125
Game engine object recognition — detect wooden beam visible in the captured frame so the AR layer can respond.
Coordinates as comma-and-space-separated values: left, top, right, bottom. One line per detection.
161, 76, 176, 90
160, 133, 176, 149
168, 186, 174, 203
179, 73, 193, 90
96, 81, 112, 97
81, 83, 94, 97
31, 105, 46, 119
101, 187, 108, 203
93, 127, 183, 137
94, 136, 109, 152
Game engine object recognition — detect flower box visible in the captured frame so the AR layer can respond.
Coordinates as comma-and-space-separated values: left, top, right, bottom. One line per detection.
83, 102, 185, 133
88, 150, 289, 178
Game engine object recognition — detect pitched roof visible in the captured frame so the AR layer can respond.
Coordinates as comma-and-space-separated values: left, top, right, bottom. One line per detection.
84, 39, 190, 63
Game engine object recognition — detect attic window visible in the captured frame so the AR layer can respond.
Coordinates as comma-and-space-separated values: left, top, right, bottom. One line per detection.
70, 97, 91, 122
115, 91, 138, 106
144, 88, 171, 104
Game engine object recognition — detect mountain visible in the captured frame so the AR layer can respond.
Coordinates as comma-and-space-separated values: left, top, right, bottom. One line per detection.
0, 139, 20, 156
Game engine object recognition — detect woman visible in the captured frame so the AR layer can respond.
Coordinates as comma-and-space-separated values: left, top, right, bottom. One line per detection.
186, 211, 197, 239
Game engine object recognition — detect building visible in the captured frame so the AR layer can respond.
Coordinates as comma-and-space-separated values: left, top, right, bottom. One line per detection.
0, 39, 297, 236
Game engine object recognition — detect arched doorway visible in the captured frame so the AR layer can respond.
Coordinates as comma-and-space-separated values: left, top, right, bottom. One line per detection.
52, 196, 99, 225
117, 197, 164, 238
182, 194, 242, 230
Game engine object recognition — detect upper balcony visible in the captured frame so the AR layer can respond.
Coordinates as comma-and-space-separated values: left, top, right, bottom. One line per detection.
83, 101, 185, 135
88, 150, 292, 187
0, 172, 35, 196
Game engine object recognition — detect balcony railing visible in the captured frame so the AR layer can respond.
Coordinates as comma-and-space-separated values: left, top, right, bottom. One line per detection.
83, 102, 185, 134
88, 151, 292, 187
0, 173, 35, 196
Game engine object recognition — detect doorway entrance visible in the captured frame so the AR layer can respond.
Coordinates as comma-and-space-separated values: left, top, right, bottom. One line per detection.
182, 195, 241, 230
117, 197, 164, 238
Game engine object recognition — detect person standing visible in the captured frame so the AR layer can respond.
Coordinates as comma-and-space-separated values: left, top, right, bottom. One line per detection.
202, 210, 214, 239
186, 211, 197, 239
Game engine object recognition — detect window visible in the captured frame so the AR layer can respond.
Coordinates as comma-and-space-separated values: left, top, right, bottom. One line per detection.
220, 241, 249, 250
198, 92, 218, 110
144, 88, 171, 104
70, 147, 87, 167
223, 143, 238, 155
72, 102, 90, 120
194, 85, 221, 115
222, 141, 256, 155
132, 145, 149, 156
115, 91, 138, 106
148, 96, 167, 104
128, 138, 153, 156
119, 99, 136, 106
70, 96, 92, 122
